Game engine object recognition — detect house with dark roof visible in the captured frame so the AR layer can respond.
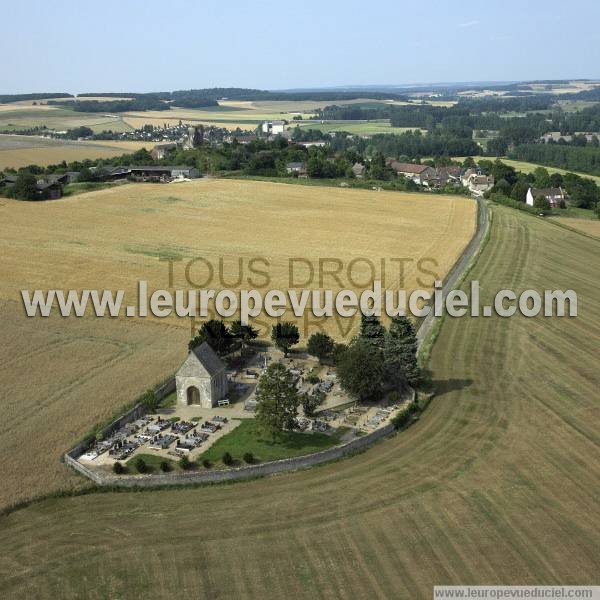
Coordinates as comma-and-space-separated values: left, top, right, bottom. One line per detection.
285, 161, 306, 175
386, 160, 436, 185
36, 180, 63, 199
526, 187, 566, 208
175, 342, 228, 408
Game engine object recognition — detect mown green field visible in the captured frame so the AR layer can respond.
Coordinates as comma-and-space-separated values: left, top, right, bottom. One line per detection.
456, 156, 600, 187
0, 107, 132, 133
295, 121, 423, 135
0, 206, 598, 599
198, 419, 340, 465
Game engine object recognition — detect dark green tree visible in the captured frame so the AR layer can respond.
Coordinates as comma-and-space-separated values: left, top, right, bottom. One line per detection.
230, 320, 259, 356
510, 181, 530, 203
306, 332, 334, 362
179, 455, 192, 470
8, 172, 38, 200
134, 457, 147, 473
271, 322, 299, 356
534, 195, 551, 212
255, 363, 300, 437
189, 319, 233, 355
359, 314, 386, 350
301, 389, 325, 417
336, 338, 384, 402
383, 316, 420, 388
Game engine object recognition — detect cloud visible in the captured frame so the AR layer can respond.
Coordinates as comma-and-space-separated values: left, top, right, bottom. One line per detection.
459, 20, 480, 28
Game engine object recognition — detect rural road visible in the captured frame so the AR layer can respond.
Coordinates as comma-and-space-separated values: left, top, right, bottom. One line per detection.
416, 196, 489, 346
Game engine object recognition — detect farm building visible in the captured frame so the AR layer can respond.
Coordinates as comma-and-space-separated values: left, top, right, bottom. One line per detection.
526, 187, 566, 208
386, 161, 436, 185
35, 180, 63, 199
95, 165, 200, 181
176, 343, 229, 409
0, 175, 63, 199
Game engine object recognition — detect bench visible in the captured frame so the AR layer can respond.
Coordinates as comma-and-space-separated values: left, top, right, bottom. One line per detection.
218, 399, 230, 407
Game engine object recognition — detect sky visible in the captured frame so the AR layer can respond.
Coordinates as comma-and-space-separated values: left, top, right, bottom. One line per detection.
2, 0, 599, 94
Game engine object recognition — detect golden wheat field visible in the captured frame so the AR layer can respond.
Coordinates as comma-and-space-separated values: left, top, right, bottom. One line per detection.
0, 135, 150, 169
0, 206, 598, 599
0, 179, 476, 508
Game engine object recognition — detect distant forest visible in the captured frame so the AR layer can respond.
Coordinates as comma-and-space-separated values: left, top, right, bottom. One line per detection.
0, 93, 73, 103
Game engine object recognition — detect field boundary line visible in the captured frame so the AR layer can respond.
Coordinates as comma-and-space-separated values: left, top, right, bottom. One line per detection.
416, 196, 490, 349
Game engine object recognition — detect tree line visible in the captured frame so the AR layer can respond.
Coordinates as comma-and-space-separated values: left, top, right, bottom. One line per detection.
509, 144, 600, 177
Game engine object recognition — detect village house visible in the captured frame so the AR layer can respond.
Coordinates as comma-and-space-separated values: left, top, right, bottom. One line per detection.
261, 120, 286, 136
225, 134, 259, 144
540, 131, 600, 144
285, 161, 306, 175
296, 140, 328, 148
526, 187, 567, 208
464, 172, 494, 196
176, 342, 229, 409
386, 160, 437, 185
436, 166, 463, 182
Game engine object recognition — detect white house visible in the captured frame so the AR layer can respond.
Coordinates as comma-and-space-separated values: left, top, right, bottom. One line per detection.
175, 343, 228, 408
261, 120, 286, 135
464, 173, 495, 196
526, 187, 566, 208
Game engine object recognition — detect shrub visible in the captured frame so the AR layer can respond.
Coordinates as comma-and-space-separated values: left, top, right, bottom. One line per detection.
160, 461, 171, 472
391, 410, 411, 430
202, 459, 212, 469
243, 452, 254, 464
306, 373, 320, 384
179, 455, 192, 470
306, 332, 334, 362
222, 452, 233, 466
113, 461, 125, 474
141, 389, 159, 412
134, 457, 147, 473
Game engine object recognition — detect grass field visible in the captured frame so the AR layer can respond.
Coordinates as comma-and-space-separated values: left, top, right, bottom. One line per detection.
0, 205, 597, 598
0, 98, 426, 134
549, 216, 600, 237
294, 121, 423, 135
0, 179, 475, 509
456, 156, 600, 187
197, 419, 340, 465
0, 105, 132, 133
0, 135, 150, 169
